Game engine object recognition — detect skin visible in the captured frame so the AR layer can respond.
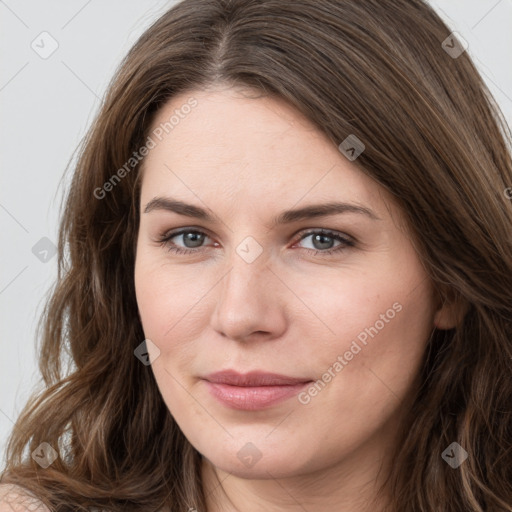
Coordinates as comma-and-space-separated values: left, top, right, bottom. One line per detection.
134, 85, 459, 512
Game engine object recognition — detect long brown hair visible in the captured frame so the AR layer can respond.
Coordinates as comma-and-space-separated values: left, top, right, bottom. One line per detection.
2, 0, 511, 510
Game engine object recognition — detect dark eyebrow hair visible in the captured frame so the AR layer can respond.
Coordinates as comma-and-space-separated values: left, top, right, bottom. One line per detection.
143, 197, 381, 225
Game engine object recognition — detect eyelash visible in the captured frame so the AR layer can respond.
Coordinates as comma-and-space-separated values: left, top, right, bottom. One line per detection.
157, 228, 355, 257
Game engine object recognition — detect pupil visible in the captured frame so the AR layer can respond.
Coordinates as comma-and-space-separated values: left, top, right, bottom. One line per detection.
313, 234, 333, 250
184, 232, 204, 248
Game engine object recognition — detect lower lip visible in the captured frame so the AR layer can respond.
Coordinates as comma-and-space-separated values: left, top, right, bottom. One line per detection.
203, 380, 312, 410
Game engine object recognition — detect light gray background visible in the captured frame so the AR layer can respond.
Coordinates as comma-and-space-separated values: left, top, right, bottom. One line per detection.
1, 0, 511, 465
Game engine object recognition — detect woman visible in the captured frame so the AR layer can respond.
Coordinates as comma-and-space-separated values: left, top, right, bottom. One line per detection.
1, 0, 511, 510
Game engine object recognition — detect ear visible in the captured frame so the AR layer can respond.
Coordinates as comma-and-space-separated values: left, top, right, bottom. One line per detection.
433, 288, 469, 330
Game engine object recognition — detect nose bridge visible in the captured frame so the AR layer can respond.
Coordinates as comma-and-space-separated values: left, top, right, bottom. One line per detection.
220, 231, 269, 291
211, 240, 284, 339
219, 244, 270, 308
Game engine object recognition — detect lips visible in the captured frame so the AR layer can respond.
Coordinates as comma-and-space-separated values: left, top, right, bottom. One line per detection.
202, 370, 313, 410
203, 369, 312, 386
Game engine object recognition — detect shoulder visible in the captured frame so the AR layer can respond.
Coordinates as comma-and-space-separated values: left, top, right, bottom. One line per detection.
0, 484, 50, 512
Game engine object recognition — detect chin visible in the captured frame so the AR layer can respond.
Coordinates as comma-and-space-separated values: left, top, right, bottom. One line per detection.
198, 433, 317, 479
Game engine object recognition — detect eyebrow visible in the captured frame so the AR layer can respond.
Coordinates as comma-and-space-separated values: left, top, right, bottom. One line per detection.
143, 196, 381, 225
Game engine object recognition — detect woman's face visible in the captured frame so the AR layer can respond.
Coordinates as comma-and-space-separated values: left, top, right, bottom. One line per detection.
134, 86, 446, 482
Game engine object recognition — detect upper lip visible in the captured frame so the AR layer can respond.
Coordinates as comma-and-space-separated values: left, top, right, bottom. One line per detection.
203, 370, 312, 387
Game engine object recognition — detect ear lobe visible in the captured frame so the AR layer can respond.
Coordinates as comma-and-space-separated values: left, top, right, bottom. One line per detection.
433, 291, 469, 330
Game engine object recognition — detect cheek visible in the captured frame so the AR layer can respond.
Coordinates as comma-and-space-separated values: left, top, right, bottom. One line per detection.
285, 268, 403, 354
134, 252, 218, 409
134, 250, 211, 343
307, 273, 434, 410
290, 280, 434, 462
134, 255, 204, 414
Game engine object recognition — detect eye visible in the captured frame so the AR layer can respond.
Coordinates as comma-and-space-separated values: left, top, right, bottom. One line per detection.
158, 228, 215, 255
293, 229, 355, 255
157, 228, 355, 256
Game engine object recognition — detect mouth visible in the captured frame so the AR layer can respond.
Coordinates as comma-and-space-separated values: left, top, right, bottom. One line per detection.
202, 370, 313, 410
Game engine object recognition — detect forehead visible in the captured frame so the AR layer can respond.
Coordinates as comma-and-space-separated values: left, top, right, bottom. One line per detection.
140, 86, 388, 216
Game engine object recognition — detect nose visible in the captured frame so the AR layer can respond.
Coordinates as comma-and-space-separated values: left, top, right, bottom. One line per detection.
210, 250, 288, 342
